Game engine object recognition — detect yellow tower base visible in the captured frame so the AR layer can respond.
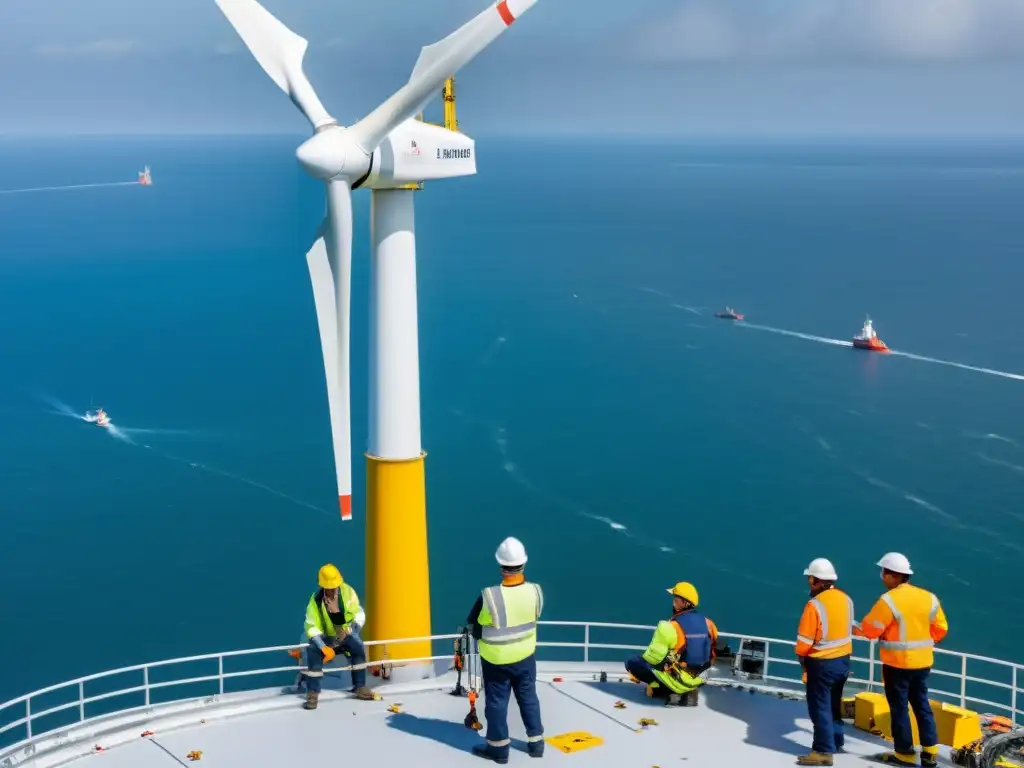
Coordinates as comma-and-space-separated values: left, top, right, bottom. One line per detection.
365, 452, 432, 672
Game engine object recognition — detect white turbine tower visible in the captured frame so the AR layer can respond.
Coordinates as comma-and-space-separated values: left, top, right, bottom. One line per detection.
216, 0, 537, 667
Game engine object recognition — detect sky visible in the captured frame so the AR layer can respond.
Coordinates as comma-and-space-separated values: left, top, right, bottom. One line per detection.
1, 0, 1024, 136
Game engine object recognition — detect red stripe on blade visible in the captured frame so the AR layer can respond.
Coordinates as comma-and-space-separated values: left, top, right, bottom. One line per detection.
339, 495, 352, 521
496, 0, 515, 26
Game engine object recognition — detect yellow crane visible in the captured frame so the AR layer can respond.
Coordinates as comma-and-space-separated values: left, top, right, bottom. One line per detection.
400, 77, 459, 191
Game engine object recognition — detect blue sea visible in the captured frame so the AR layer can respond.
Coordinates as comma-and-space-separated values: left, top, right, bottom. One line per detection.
2, 135, 1023, 704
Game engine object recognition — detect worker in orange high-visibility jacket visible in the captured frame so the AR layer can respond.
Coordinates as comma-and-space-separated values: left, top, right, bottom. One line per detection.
793, 558, 854, 767
855, 552, 948, 767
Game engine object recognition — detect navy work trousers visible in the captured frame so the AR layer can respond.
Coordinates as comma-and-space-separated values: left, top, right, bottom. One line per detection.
304, 632, 367, 692
883, 665, 938, 754
804, 655, 850, 754
481, 654, 544, 759
625, 655, 658, 684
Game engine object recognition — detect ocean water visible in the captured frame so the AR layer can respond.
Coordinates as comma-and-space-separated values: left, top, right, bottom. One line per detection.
1, 135, 1023, 704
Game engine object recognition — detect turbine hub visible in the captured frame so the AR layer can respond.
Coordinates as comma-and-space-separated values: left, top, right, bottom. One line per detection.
296, 126, 368, 181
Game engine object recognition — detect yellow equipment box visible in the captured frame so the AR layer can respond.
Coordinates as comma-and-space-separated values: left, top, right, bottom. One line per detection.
851, 692, 982, 749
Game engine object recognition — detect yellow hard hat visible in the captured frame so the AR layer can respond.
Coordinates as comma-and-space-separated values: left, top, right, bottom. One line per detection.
667, 581, 699, 606
318, 564, 343, 589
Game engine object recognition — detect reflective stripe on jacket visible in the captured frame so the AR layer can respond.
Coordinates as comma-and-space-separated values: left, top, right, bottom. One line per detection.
856, 583, 948, 669
477, 582, 543, 665
795, 586, 854, 659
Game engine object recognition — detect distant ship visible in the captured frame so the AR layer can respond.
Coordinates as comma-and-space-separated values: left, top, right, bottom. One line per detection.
84, 408, 111, 427
715, 307, 744, 321
852, 316, 890, 353
138, 166, 152, 186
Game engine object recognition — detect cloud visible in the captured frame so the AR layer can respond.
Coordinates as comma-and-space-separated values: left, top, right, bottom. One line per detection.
37, 39, 142, 58
630, 0, 1024, 63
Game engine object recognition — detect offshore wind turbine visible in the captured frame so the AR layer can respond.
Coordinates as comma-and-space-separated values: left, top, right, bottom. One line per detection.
215, 0, 537, 670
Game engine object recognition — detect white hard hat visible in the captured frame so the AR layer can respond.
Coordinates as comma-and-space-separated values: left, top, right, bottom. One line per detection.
803, 558, 838, 581
495, 537, 528, 567
877, 552, 913, 575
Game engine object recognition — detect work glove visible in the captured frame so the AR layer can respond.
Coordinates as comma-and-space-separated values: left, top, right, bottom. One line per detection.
322, 646, 336, 664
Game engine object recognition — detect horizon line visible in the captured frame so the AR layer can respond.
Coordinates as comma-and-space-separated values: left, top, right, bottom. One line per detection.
3, 130, 1024, 141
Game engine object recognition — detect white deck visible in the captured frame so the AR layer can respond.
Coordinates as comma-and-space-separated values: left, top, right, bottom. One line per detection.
5, 663, 943, 768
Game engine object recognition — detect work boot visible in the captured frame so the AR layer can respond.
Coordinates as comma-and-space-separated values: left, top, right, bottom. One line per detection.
921, 747, 939, 768
527, 741, 545, 758
871, 752, 919, 765
303, 691, 319, 710
796, 752, 833, 766
471, 744, 509, 764
684, 689, 700, 707
352, 686, 376, 700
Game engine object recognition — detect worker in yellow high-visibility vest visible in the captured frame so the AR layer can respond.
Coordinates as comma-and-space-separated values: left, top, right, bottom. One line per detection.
855, 553, 948, 767
466, 537, 544, 764
794, 558, 854, 767
300, 564, 374, 709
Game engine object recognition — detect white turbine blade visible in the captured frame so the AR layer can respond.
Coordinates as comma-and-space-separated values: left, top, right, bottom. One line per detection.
349, 0, 537, 153
215, 0, 334, 128
305, 179, 354, 521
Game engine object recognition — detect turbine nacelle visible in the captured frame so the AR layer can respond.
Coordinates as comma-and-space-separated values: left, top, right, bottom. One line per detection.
364, 119, 477, 190
296, 127, 370, 182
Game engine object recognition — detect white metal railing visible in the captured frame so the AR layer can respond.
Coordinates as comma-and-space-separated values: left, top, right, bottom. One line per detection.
537, 622, 1022, 721
1, 623, 1020, 761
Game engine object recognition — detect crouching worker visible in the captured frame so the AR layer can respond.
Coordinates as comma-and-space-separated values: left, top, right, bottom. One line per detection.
301, 563, 375, 709
624, 582, 717, 706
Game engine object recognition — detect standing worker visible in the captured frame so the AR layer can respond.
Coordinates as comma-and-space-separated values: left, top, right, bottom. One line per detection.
301, 563, 375, 709
794, 558, 854, 767
466, 537, 544, 763
623, 582, 717, 706
855, 553, 949, 767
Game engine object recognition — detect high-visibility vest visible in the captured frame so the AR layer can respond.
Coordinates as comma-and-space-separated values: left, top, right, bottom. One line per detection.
862, 583, 948, 669
304, 584, 364, 641
796, 587, 854, 659
477, 582, 543, 665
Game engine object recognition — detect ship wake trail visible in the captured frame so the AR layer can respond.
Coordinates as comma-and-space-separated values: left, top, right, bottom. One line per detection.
740, 322, 853, 348
479, 335, 507, 366
40, 395, 84, 420
140, 444, 334, 519
741, 324, 1024, 381
40, 395, 331, 518
450, 407, 676, 555
888, 350, 1024, 381
0, 181, 139, 196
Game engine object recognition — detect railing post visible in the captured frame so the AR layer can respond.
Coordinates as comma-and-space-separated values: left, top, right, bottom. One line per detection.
959, 656, 967, 709
144, 666, 150, 707
1012, 666, 1018, 726
26, 697, 32, 739
583, 624, 590, 664
763, 640, 770, 681
79, 681, 85, 721
219, 655, 225, 695
868, 642, 876, 693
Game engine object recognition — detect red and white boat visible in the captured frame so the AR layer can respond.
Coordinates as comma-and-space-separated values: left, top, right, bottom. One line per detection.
84, 408, 111, 428
852, 317, 890, 353
138, 166, 152, 186
715, 307, 744, 321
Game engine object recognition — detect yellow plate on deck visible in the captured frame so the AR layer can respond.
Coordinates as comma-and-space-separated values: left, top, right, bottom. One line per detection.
546, 732, 604, 754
